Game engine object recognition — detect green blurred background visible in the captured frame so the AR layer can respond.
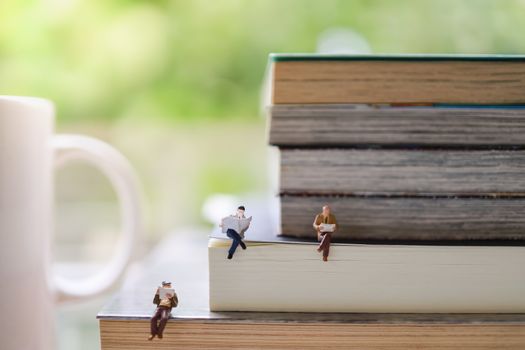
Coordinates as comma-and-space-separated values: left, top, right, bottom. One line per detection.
2, 0, 525, 348
3, 0, 525, 124
3, 0, 525, 236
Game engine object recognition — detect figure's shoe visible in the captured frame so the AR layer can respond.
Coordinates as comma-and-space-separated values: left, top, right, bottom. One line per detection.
158, 333, 163, 339
227, 253, 233, 259
323, 256, 328, 262
240, 241, 247, 250
148, 334, 155, 341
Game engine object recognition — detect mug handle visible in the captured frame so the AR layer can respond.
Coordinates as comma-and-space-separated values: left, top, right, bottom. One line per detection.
52, 134, 141, 301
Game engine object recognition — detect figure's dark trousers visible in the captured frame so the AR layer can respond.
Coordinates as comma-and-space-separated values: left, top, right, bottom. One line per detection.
318, 232, 332, 258
227, 228, 243, 256
150, 306, 171, 336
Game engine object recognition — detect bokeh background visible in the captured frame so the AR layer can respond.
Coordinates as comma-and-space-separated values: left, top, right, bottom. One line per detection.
2, 0, 525, 349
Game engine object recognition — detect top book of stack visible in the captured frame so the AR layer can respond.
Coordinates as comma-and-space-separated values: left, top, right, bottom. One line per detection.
269, 53, 525, 105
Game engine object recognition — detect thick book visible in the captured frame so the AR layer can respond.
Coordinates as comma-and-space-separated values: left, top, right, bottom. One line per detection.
268, 105, 525, 146
208, 228, 525, 313
97, 230, 525, 349
268, 54, 525, 105
279, 148, 525, 195
100, 314, 525, 349
280, 194, 525, 241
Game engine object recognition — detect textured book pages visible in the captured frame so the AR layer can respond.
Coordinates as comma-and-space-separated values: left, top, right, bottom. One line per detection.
279, 195, 525, 241
208, 235, 525, 313
100, 319, 525, 350
269, 54, 525, 104
279, 148, 525, 195
268, 105, 525, 146
278, 147, 525, 241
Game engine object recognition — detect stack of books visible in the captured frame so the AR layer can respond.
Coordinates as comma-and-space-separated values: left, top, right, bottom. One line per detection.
208, 54, 525, 313
98, 54, 525, 349
98, 231, 525, 349
267, 54, 525, 241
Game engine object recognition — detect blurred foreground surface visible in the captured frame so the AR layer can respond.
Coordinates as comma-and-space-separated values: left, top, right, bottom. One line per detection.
56, 227, 209, 350
53, 121, 269, 350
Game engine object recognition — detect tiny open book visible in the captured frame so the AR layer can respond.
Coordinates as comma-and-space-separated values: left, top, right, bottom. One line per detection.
320, 223, 335, 233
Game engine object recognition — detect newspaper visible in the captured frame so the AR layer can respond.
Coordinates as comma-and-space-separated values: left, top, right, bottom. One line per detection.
320, 223, 335, 233
159, 287, 175, 299
221, 215, 252, 235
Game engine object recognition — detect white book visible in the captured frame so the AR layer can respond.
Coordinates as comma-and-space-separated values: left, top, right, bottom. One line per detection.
208, 229, 525, 313
221, 215, 252, 234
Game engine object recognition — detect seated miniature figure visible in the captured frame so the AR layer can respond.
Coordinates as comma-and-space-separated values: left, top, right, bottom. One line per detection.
220, 205, 252, 259
313, 205, 338, 262
149, 281, 178, 340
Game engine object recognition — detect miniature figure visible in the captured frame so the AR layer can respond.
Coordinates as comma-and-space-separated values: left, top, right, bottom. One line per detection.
220, 205, 252, 259
148, 281, 178, 340
313, 205, 338, 262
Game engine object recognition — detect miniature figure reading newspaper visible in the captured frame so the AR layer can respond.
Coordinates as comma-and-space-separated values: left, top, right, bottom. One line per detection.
220, 206, 252, 259
313, 205, 338, 262
149, 281, 178, 341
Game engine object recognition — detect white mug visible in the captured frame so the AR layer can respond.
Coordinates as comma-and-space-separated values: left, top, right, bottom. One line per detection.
0, 96, 141, 350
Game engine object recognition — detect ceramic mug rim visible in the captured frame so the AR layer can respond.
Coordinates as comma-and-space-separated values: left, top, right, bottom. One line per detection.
0, 95, 54, 111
